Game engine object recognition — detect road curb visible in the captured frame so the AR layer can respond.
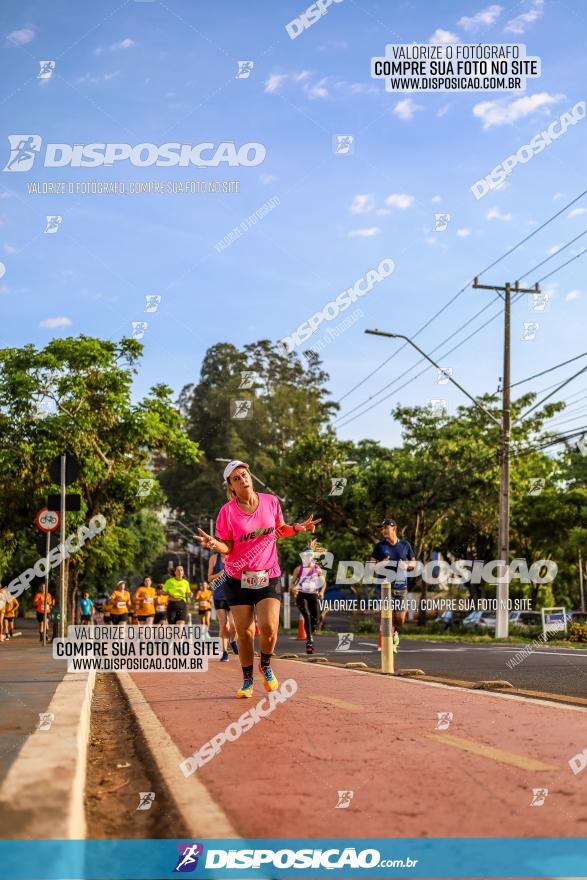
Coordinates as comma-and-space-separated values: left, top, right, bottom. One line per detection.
0, 668, 95, 839
116, 672, 240, 839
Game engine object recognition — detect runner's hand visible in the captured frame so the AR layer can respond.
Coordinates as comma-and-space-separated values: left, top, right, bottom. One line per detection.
194, 528, 216, 550
300, 514, 321, 533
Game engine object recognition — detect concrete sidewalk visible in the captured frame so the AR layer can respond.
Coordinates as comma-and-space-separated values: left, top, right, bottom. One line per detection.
128, 656, 587, 839
0, 618, 95, 838
0, 619, 68, 786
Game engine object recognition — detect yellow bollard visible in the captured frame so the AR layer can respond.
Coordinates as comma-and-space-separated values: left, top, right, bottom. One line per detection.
381, 581, 394, 674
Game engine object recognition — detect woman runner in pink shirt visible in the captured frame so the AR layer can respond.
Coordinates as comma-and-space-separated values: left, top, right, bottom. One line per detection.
194, 460, 319, 699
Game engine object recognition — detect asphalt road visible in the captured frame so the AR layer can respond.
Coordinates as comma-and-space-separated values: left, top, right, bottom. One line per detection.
277, 630, 587, 700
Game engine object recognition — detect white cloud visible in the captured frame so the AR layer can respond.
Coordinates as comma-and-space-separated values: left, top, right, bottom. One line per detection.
568, 207, 587, 219
348, 227, 381, 238
3, 243, 17, 255
552, 192, 565, 200
394, 98, 423, 120
429, 28, 459, 43
457, 228, 471, 237
431, 195, 442, 203
259, 173, 277, 184
304, 76, 330, 99
76, 71, 120, 85
385, 193, 415, 210
6, 27, 36, 46
40, 317, 72, 329
293, 70, 311, 82
264, 73, 287, 94
565, 289, 582, 301
547, 244, 561, 255
473, 92, 563, 129
110, 37, 135, 50
458, 5, 503, 31
350, 194, 375, 215
487, 206, 511, 221
504, 0, 544, 34
437, 104, 450, 118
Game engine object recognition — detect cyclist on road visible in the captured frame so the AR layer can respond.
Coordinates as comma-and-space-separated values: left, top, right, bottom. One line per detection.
208, 551, 238, 662
371, 518, 416, 653
195, 459, 319, 699
134, 576, 156, 625
292, 546, 326, 654
164, 565, 191, 627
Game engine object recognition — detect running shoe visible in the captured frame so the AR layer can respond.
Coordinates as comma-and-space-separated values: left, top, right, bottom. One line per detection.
258, 664, 279, 692
236, 676, 254, 698
393, 631, 400, 653
306, 641, 314, 655
230, 640, 239, 655
220, 650, 229, 662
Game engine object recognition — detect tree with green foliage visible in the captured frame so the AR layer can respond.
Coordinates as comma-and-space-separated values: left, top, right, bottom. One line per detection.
0, 336, 201, 610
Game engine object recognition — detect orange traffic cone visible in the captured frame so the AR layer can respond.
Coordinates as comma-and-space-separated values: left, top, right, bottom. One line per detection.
377, 621, 382, 651
297, 615, 307, 640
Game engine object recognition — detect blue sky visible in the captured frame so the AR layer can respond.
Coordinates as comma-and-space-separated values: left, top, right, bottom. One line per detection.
1, 0, 586, 446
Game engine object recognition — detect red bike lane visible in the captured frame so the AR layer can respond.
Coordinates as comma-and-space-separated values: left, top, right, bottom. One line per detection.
130, 659, 587, 840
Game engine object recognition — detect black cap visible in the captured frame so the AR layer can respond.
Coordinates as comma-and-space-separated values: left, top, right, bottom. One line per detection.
381, 518, 397, 527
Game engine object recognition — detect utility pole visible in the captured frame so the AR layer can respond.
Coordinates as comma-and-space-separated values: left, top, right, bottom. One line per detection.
472, 278, 539, 638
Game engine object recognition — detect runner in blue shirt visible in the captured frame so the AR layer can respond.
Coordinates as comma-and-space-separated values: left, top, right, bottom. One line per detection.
371, 518, 416, 653
79, 592, 94, 625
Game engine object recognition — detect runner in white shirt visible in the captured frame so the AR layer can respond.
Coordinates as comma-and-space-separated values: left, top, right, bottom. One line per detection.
292, 546, 326, 654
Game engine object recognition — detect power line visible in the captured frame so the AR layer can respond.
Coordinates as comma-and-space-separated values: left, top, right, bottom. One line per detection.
335, 188, 587, 407
511, 351, 587, 388
536, 247, 587, 285
515, 228, 587, 284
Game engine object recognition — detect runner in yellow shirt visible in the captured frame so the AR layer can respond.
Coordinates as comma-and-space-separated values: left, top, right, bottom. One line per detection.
102, 597, 113, 625
4, 595, 19, 639
153, 584, 168, 626
195, 582, 213, 638
109, 581, 131, 627
134, 576, 156, 625
163, 565, 192, 628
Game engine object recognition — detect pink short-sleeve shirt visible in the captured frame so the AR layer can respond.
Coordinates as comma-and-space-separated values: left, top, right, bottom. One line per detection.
215, 493, 284, 579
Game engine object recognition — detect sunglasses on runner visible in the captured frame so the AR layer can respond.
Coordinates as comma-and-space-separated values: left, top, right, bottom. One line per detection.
380, 519, 397, 527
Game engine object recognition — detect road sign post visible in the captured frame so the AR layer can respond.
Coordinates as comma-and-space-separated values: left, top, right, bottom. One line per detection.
60, 455, 66, 638
381, 581, 394, 674
35, 508, 60, 647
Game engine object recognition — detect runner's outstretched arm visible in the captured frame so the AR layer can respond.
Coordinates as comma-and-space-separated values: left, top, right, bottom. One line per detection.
276, 514, 320, 538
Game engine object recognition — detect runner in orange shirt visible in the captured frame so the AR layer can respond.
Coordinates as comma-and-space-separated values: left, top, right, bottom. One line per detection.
153, 584, 168, 626
134, 576, 156, 625
33, 584, 53, 642
3, 595, 19, 639
109, 581, 131, 628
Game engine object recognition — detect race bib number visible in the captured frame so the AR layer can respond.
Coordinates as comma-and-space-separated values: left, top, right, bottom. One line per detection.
156, 604, 165, 612
242, 570, 270, 589
116, 601, 126, 609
